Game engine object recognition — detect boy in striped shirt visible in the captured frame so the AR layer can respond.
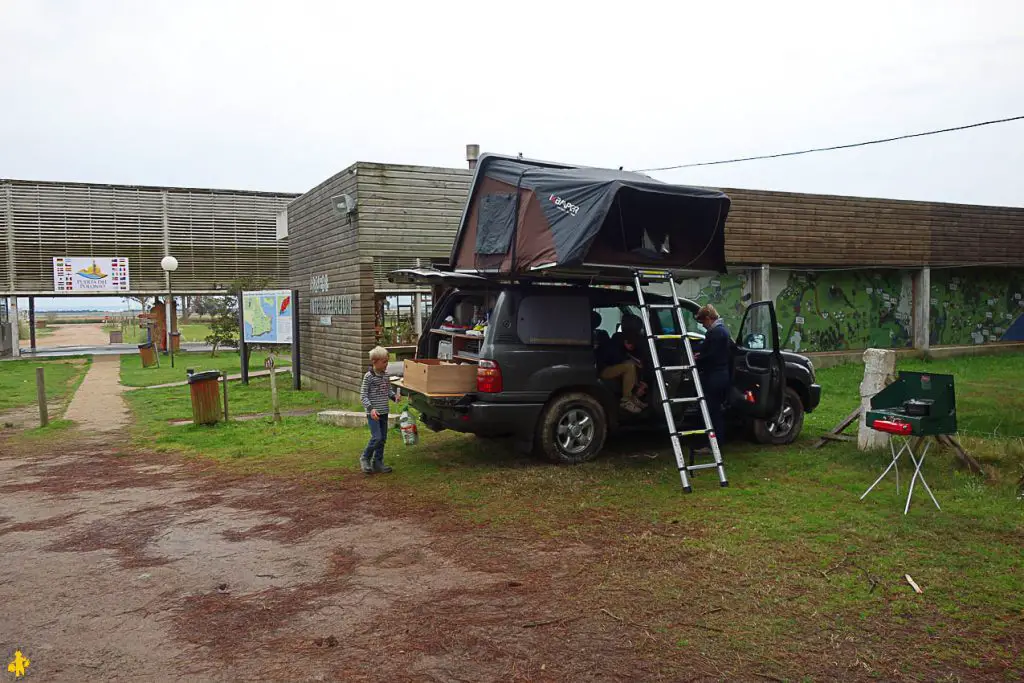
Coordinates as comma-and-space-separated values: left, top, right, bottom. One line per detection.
360, 346, 400, 474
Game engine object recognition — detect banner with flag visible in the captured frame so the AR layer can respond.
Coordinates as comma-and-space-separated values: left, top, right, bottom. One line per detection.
53, 257, 131, 292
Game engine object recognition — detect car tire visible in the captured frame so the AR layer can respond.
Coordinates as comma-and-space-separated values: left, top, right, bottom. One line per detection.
752, 386, 804, 445
537, 392, 607, 465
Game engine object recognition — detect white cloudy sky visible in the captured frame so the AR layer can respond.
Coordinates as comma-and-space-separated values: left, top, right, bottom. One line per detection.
2, 0, 1023, 310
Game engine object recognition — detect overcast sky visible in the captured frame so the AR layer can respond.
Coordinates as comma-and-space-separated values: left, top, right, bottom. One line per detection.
3, 0, 1023, 311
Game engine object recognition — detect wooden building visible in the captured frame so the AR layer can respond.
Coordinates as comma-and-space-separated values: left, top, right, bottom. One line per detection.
284, 163, 470, 400
286, 160, 1024, 400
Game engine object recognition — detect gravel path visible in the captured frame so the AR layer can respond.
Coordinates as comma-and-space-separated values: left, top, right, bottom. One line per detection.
63, 355, 129, 432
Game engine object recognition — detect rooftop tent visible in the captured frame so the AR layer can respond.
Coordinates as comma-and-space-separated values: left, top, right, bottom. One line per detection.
449, 154, 731, 279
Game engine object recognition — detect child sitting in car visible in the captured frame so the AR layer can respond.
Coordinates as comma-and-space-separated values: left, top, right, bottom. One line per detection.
597, 326, 648, 414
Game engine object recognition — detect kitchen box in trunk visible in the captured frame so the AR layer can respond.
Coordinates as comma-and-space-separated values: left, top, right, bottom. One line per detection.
402, 359, 477, 395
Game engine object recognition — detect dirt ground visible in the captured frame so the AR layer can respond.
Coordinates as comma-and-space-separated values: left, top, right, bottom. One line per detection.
34, 323, 110, 348
0, 430, 655, 682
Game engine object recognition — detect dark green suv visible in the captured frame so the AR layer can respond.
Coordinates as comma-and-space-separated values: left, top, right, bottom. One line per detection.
392, 270, 821, 464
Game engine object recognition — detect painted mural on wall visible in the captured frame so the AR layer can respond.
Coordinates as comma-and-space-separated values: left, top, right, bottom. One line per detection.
771, 270, 913, 352
929, 268, 1024, 345
673, 272, 751, 329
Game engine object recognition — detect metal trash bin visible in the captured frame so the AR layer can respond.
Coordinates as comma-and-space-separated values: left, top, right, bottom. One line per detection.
138, 342, 157, 367
188, 370, 223, 426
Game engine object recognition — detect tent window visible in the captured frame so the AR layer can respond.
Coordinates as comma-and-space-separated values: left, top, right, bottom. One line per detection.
475, 193, 517, 255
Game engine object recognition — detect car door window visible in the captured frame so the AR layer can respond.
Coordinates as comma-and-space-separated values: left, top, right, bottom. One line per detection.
738, 304, 775, 351
656, 309, 679, 335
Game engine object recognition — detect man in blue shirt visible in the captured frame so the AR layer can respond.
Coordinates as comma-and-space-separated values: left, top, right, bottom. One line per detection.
694, 304, 732, 447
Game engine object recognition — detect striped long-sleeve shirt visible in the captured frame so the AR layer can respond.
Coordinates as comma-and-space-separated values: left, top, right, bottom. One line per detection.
360, 367, 396, 414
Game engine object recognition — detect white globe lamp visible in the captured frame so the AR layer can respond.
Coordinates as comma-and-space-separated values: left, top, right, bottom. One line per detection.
161, 255, 179, 367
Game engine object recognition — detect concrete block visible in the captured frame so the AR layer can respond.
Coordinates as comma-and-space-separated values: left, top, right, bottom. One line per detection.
858, 348, 897, 451
317, 409, 366, 428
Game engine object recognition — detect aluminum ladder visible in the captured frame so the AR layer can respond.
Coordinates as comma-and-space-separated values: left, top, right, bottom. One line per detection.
633, 270, 728, 493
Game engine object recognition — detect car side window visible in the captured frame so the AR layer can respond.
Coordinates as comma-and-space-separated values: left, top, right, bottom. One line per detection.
593, 306, 621, 337
518, 295, 590, 345
656, 309, 679, 335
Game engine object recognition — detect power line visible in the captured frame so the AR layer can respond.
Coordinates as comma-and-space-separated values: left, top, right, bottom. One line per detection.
635, 115, 1024, 173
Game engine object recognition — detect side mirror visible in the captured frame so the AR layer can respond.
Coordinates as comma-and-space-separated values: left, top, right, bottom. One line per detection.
745, 333, 767, 350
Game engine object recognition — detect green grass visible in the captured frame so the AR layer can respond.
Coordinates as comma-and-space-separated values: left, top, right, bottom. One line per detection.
103, 322, 213, 344
0, 356, 92, 410
119, 350, 291, 387
18, 322, 54, 339
807, 352, 1024, 439
123, 351, 1024, 678
125, 375, 367, 425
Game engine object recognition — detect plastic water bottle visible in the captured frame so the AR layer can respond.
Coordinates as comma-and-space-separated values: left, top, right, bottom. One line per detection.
399, 411, 419, 446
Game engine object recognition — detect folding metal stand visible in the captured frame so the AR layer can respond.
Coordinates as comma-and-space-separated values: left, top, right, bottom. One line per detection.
860, 436, 941, 514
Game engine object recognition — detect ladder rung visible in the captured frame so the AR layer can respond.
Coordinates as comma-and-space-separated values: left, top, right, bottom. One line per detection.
653, 334, 683, 340
661, 365, 694, 372
636, 270, 671, 279
665, 397, 702, 404
677, 429, 710, 437
646, 303, 676, 309
687, 463, 721, 471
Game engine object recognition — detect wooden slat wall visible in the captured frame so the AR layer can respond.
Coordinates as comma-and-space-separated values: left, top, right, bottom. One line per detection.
349, 169, 1024, 268
2, 179, 297, 293
0, 185, 10, 292
167, 191, 293, 290
287, 166, 375, 399
722, 188, 1024, 267
355, 162, 471, 261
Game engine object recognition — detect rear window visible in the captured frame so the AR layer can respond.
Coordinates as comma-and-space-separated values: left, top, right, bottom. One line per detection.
517, 295, 590, 346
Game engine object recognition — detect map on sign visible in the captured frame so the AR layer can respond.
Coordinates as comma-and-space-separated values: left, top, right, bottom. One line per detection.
242, 290, 293, 344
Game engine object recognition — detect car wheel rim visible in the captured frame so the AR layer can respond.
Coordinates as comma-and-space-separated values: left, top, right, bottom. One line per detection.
557, 408, 595, 455
767, 400, 795, 437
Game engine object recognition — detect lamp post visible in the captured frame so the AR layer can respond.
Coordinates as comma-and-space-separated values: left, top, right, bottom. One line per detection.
161, 255, 179, 368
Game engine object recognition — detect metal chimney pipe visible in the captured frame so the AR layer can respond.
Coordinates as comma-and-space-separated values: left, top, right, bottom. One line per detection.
466, 144, 480, 169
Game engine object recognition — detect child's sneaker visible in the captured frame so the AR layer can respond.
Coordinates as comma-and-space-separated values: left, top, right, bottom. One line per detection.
360, 457, 373, 474
619, 397, 642, 414
373, 461, 393, 474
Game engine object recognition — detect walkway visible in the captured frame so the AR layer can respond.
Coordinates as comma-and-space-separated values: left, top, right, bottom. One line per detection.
124, 367, 293, 391
13, 342, 214, 359
62, 355, 129, 432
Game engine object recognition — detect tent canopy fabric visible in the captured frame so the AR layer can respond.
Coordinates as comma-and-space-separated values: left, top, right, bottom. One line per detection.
449, 154, 731, 278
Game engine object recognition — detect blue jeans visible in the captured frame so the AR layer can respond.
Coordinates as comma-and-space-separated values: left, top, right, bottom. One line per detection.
701, 370, 730, 446
362, 413, 389, 464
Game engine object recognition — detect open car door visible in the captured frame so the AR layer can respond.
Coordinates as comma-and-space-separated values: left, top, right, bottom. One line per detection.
730, 301, 784, 419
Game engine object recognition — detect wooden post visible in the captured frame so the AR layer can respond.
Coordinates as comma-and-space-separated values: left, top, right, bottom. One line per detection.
290, 289, 301, 390
28, 297, 36, 351
237, 292, 249, 385
269, 360, 281, 423
221, 371, 230, 421
36, 366, 48, 427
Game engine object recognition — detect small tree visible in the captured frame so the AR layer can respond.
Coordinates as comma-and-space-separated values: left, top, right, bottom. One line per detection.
204, 277, 273, 357
205, 298, 238, 357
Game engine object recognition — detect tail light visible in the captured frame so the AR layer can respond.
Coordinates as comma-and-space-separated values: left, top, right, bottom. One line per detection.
477, 360, 503, 393
872, 418, 912, 435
